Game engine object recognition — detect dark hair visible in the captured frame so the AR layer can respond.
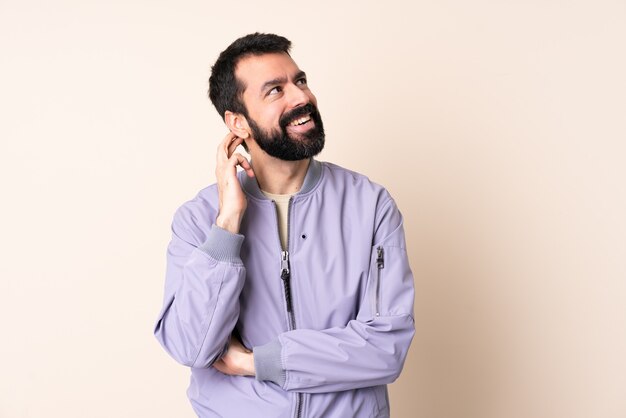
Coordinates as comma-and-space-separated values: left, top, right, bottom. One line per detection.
208, 33, 292, 119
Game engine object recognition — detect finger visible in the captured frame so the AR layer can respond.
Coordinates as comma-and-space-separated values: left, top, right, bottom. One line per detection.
220, 131, 237, 149
227, 136, 244, 158
229, 153, 255, 178
214, 359, 238, 376
212, 360, 230, 375
223, 132, 239, 155
228, 152, 250, 169
217, 132, 238, 161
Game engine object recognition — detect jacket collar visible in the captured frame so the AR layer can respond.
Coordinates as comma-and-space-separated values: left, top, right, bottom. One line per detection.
239, 158, 322, 200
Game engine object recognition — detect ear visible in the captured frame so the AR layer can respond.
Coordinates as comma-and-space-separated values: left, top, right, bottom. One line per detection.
225, 111, 250, 139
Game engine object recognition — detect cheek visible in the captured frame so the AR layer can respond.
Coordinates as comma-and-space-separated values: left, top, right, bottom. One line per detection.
265, 107, 286, 127
252, 107, 281, 129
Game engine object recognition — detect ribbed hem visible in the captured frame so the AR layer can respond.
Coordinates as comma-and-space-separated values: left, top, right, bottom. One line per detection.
240, 158, 322, 200
253, 339, 286, 387
198, 225, 245, 264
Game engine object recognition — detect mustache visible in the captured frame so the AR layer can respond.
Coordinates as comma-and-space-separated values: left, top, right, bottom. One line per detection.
279, 103, 319, 128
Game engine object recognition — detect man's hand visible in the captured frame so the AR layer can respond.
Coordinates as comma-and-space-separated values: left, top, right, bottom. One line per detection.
215, 132, 255, 234
213, 336, 256, 377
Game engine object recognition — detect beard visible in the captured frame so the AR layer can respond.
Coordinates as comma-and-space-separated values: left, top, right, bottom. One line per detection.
247, 103, 325, 161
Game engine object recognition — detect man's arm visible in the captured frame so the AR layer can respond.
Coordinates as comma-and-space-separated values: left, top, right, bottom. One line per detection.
153, 220, 246, 368
153, 133, 255, 368
254, 197, 415, 392
218, 196, 415, 392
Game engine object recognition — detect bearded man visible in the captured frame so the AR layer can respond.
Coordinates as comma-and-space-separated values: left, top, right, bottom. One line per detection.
154, 33, 415, 418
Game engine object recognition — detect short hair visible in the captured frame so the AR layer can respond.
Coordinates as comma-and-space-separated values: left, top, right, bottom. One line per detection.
208, 33, 292, 119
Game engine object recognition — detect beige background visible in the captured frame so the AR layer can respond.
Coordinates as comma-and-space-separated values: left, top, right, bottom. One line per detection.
1, 0, 625, 417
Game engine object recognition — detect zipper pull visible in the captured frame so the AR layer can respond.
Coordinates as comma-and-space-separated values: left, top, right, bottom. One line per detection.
376, 246, 384, 269
281, 251, 290, 275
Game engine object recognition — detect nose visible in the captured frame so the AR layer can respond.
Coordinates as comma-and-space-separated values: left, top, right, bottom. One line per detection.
285, 82, 310, 109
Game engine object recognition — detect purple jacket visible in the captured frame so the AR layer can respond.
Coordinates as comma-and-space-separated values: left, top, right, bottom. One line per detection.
154, 159, 415, 417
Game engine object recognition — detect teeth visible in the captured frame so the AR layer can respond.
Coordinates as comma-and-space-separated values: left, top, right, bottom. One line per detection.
290, 115, 311, 126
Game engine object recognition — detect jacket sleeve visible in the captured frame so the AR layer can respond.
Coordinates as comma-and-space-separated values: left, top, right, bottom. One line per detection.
253, 197, 415, 393
154, 203, 247, 369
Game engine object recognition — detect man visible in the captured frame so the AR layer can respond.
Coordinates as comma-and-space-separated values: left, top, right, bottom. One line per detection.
154, 33, 415, 418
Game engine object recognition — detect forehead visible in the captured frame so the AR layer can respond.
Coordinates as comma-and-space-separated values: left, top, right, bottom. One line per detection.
235, 52, 301, 93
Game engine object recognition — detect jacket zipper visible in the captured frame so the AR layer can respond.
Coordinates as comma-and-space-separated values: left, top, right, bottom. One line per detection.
375, 246, 384, 317
274, 199, 302, 418
281, 251, 296, 329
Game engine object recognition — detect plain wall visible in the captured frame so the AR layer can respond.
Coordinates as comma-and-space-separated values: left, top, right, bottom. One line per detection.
1, 0, 624, 417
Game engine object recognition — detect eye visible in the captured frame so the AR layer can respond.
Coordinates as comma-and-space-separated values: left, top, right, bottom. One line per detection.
296, 77, 307, 86
268, 86, 282, 96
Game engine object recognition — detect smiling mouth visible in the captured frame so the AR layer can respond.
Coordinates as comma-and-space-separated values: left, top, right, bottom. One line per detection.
289, 114, 311, 126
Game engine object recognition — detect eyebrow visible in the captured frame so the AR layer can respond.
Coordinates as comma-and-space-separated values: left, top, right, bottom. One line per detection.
260, 71, 307, 95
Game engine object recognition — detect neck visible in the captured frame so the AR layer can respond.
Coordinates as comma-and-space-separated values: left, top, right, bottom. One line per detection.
249, 150, 310, 195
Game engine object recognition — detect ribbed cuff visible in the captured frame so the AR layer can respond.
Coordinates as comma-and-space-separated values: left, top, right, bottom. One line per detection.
198, 224, 245, 264
253, 339, 286, 387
